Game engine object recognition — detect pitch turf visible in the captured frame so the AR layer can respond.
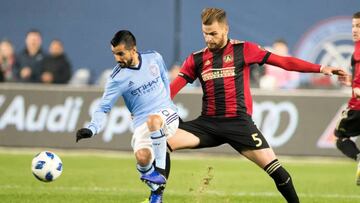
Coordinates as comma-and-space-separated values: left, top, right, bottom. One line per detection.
0, 148, 358, 203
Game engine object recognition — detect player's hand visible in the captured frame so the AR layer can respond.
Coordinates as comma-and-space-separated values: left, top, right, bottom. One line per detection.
354, 88, 360, 99
320, 66, 348, 76
338, 75, 352, 86
76, 128, 93, 142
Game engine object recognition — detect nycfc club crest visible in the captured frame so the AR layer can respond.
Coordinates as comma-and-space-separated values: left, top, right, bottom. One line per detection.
294, 17, 353, 72
149, 64, 159, 76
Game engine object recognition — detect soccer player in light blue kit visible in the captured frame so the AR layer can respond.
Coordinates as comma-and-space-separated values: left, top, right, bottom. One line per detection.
76, 30, 179, 203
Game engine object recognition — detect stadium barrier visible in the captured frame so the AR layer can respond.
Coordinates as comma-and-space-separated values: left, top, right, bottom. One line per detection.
0, 83, 355, 156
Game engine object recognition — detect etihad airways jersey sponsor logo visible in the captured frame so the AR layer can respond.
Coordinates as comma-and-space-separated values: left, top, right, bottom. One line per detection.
201, 67, 236, 81
130, 76, 160, 96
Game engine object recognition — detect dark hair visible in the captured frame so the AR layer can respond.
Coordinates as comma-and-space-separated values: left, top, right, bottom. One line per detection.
110, 30, 136, 49
201, 8, 227, 25
353, 12, 360, 19
273, 38, 288, 46
26, 29, 42, 36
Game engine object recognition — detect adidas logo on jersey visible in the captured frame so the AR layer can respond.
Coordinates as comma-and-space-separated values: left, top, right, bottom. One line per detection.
128, 81, 135, 87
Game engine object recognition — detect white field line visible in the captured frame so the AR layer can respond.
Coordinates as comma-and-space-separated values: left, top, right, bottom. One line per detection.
0, 147, 353, 164
0, 185, 359, 199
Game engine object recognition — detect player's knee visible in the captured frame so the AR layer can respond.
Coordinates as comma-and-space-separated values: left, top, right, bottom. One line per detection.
146, 115, 163, 132
336, 137, 350, 149
135, 148, 152, 166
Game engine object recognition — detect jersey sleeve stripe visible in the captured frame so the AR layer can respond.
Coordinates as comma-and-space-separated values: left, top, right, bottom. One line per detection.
259, 52, 271, 66
111, 66, 121, 78
179, 72, 194, 83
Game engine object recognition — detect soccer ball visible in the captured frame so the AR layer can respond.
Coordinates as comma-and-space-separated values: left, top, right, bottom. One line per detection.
31, 151, 63, 182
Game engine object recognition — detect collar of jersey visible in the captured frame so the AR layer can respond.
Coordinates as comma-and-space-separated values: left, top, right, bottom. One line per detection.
122, 52, 142, 70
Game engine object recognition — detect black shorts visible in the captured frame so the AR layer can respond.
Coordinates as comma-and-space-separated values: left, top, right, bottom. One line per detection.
179, 115, 269, 152
334, 108, 360, 138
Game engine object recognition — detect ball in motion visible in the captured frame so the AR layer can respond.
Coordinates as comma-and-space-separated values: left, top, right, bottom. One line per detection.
31, 151, 63, 182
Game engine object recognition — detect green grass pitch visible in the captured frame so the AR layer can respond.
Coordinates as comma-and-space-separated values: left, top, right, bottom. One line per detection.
0, 148, 359, 203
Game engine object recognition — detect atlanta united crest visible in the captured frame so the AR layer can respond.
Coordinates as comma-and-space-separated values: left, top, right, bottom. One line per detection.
223, 54, 233, 63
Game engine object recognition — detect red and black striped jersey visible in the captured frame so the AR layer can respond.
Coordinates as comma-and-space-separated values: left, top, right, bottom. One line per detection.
179, 40, 270, 118
348, 41, 360, 110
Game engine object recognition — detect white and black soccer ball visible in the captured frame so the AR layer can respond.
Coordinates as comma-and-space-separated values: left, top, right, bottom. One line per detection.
31, 151, 63, 182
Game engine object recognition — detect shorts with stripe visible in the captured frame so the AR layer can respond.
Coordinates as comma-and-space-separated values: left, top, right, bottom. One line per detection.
131, 108, 179, 152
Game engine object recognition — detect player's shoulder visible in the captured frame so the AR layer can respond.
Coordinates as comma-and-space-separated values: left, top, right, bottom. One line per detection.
229, 39, 245, 45
232, 40, 260, 48
192, 47, 207, 55
140, 50, 162, 57
110, 64, 122, 79
242, 41, 268, 52
140, 50, 157, 55
140, 50, 163, 60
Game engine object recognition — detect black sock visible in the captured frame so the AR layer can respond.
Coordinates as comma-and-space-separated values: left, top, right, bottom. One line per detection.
264, 159, 299, 203
336, 138, 360, 160
155, 152, 171, 179
164, 152, 171, 179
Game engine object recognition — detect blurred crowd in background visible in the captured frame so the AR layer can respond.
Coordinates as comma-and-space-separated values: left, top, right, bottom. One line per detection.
0, 29, 347, 90
0, 30, 72, 85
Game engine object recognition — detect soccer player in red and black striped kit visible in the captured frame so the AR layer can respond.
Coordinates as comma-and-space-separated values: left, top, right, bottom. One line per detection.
335, 11, 360, 186
167, 8, 348, 203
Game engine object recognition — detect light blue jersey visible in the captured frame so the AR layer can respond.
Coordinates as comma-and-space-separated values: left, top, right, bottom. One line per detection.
88, 51, 176, 135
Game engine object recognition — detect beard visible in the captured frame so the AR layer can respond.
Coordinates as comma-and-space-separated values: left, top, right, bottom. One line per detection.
118, 58, 133, 68
206, 36, 227, 51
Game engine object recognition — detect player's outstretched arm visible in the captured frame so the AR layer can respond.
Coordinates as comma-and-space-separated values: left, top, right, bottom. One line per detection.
76, 128, 93, 142
267, 53, 348, 77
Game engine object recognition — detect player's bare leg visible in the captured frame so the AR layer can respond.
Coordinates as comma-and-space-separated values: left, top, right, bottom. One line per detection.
138, 114, 169, 203
147, 115, 168, 176
167, 129, 200, 150
242, 148, 299, 203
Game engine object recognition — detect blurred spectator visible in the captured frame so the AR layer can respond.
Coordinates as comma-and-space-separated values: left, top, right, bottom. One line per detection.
41, 39, 72, 84
260, 39, 300, 90
95, 68, 112, 86
168, 63, 181, 82
68, 68, 91, 86
0, 39, 18, 82
15, 29, 45, 83
249, 63, 264, 88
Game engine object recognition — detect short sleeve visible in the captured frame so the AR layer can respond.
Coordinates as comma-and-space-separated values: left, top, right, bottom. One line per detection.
244, 41, 271, 65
